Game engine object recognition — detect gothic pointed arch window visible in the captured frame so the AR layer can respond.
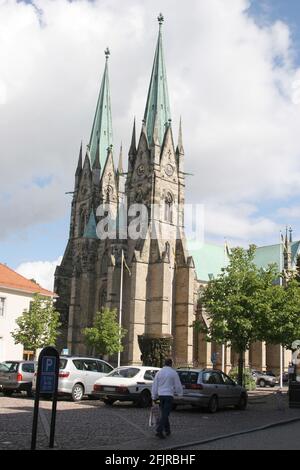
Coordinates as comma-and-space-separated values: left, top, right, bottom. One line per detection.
99, 288, 107, 310
79, 208, 86, 237
164, 192, 173, 224
101, 251, 109, 275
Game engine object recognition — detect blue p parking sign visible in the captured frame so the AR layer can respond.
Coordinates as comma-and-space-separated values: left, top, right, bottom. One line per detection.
31, 347, 59, 450
40, 356, 56, 393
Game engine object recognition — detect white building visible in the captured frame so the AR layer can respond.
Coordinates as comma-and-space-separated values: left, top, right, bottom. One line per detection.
0, 263, 56, 361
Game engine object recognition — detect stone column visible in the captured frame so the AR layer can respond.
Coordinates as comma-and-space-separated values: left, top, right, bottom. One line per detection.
174, 258, 195, 366
126, 260, 148, 365
251, 341, 267, 371
198, 334, 212, 369
225, 344, 232, 374
244, 349, 250, 368
266, 344, 281, 374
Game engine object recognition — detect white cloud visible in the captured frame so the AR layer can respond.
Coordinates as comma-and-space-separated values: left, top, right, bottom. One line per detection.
277, 206, 300, 219
1, 0, 300, 246
16, 257, 62, 291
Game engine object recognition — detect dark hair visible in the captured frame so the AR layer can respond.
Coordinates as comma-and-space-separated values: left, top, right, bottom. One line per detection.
165, 358, 173, 367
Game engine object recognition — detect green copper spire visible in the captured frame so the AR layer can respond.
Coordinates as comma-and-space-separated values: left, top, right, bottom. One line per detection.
144, 13, 171, 145
89, 48, 113, 171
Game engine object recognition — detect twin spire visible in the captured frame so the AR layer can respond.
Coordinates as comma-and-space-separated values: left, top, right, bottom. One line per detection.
89, 47, 113, 172
143, 13, 171, 145
84, 14, 178, 178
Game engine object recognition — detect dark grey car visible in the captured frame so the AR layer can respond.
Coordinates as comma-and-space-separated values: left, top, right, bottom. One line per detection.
173, 368, 248, 413
0, 361, 36, 397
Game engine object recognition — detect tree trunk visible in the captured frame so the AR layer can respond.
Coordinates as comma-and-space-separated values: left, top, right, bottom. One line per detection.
238, 351, 244, 386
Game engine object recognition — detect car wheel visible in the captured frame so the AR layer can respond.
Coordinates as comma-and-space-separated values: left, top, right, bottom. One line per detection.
138, 390, 152, 408
236, 394, 248, 410
103, 398, 115, 406
270, 384, 276, 388
71, 383, 84, 402
208, 395, 218, 414
2, 389, 14, 397
259, 379, 266, 388
27, 387, 34, 398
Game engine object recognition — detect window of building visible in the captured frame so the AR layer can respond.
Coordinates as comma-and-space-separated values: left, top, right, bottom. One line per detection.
164, 193, 173, 223
0, 298, 5, 317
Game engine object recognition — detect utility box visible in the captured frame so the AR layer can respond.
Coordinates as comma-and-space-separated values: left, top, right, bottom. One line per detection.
289, 365, 300, 408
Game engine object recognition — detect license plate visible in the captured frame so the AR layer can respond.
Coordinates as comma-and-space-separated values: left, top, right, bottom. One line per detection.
104, 387, 115, 392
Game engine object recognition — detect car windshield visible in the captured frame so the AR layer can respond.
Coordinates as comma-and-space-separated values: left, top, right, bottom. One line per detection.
108, 367, 140, 378
4, 362, 19, 372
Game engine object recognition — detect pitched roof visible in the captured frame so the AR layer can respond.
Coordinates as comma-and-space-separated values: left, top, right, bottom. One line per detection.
0, 263, 56, 297
187, 241, 228, 282
188, 240, 300, 282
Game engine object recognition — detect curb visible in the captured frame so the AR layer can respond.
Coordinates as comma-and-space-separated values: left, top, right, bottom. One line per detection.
164, 416, 300, 450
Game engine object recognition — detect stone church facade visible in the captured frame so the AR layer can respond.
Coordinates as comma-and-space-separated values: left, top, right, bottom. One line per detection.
55, 15, 292, 373
55, 15, 197, 366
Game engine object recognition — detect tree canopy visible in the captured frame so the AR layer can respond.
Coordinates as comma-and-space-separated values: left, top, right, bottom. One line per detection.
83, 308, 127, 357
11, 294, 61, 355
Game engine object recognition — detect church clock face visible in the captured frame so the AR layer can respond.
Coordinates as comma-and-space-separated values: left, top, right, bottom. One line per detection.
165, 164, 174, 177
137, 164, 145, 177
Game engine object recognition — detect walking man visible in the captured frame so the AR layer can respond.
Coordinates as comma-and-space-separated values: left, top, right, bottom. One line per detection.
151, 358, 183, 439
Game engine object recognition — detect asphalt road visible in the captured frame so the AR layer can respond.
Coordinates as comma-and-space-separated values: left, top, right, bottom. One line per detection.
182, 420, 300, 450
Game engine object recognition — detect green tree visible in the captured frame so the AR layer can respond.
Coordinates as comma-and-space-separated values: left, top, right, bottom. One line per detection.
83, 308, 127, 357
198, 245, 279, 386
11, 294, 61, 358
261, 278, 300, 349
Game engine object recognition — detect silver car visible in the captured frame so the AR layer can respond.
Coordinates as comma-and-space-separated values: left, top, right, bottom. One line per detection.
173, 368, 248, 413
0, 361, 36, 397
32, 356, 113, 401
251, 370, 279, 388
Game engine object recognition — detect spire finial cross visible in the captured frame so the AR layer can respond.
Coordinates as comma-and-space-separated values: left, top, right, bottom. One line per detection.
158, 13, 164, 26
104, 47, 110, 60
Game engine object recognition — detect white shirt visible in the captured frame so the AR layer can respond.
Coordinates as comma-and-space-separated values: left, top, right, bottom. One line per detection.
152, 366, 183, 399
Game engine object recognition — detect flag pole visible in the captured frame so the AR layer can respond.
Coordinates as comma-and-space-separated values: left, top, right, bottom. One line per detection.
279, 231, 283, 389
117, 249, 124, 368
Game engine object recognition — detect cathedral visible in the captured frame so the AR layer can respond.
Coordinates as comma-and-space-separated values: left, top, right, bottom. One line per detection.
55, 14, 197, 366
55, 15, 295, 373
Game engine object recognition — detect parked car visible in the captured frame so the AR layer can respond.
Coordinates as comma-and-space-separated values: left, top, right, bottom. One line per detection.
32, 356, 114, 402
251, 370, 279, 388
0, 360, 36, 397
173, 368, 248, 413
92, 366, 160, 407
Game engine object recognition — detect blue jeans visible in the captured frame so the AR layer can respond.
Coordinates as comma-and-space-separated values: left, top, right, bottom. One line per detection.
157, 396, 173, 434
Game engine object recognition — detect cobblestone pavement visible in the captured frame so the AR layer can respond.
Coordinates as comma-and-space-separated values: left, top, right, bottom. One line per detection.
0, 388, 300, 450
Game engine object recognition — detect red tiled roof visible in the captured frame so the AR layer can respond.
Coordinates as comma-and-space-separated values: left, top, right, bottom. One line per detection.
0, 263, 56, 297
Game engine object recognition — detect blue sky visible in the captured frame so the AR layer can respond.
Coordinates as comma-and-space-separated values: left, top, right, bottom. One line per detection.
1, 0, 300, 288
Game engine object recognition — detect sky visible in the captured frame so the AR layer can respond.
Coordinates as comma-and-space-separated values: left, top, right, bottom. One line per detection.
1, 0, 300, 290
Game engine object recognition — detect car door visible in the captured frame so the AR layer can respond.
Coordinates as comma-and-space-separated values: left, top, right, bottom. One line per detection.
211, 372, 228, 406
83, 360, 102, 394
220, 372, 239, 406
202, 371, 222, 402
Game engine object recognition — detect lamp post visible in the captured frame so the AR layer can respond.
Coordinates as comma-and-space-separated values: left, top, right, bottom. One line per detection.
117, 250, 124, 369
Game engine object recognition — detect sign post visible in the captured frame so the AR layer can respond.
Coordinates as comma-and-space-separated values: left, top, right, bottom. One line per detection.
31, 346, 60, 450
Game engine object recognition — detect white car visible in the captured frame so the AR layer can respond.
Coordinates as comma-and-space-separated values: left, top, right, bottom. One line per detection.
32, 356, 113, 401
92, 365, 160, 407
